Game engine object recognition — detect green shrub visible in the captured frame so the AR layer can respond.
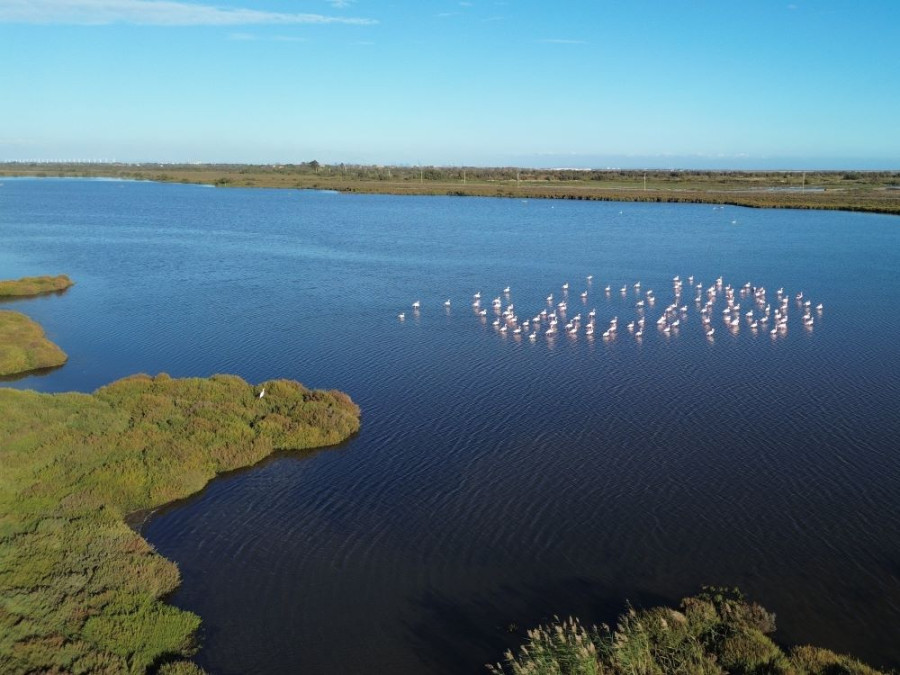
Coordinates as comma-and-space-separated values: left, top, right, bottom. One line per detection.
490, 591, 885, 675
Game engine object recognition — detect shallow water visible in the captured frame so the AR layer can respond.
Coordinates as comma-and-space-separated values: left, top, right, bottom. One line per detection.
3, 178, 899, 672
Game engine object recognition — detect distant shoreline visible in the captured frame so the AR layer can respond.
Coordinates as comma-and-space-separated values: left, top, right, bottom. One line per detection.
2, 162, 899, 215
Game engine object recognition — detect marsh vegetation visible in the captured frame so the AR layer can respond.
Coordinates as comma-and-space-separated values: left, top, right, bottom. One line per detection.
0, 274, 74, 298
0, 310, 68, 377
3, 163, 899, 215
0, 374, 359, 673
490, 587, 884, 675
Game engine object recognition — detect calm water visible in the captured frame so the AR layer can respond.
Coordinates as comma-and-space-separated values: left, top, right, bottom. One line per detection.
2, 178, 899, 673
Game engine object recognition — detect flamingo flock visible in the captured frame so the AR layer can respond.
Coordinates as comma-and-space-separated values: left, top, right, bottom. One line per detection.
400, 274, 824, 343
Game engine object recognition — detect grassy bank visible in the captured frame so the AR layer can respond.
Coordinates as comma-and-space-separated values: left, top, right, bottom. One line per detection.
490, 587, 883, 675
0, 373, 360, 673
0, 275, 74, 298
0, 310, 68, 377
3, 163, 899, 215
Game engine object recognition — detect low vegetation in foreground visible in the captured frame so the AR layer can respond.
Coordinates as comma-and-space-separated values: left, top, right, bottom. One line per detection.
0, 274, 74, 298
489, 587, 884, 675
0, 310, 68, 377
0, 374, 360, 674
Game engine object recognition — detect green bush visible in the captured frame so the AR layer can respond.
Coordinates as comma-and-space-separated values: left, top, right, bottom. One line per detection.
490, 590, 885, 675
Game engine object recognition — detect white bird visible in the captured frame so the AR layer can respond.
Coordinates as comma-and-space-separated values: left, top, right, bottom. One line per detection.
258, 387, 265, 399
503, 286, 511, 294
444, 299, 451, 307
412, 300, 420, 309
398, 312, 405, 320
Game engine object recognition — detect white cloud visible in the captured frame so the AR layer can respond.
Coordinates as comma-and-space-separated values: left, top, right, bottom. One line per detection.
0, 0, 377, 26
326, 0, 353, 7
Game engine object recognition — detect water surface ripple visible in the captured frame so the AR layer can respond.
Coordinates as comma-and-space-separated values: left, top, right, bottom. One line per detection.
2, 179, 899, 673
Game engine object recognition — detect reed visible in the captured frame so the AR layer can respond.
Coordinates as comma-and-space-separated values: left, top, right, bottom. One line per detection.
489, 587, 884, 675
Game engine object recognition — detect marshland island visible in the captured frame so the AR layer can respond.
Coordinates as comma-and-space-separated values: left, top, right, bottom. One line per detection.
0, 274, 75, 298
0, 276, 74, 377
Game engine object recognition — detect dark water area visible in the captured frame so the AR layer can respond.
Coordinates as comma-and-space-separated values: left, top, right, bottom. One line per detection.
2, 178, 899, 673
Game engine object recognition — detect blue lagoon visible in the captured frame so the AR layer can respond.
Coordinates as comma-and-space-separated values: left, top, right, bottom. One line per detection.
2, 178, 899, 673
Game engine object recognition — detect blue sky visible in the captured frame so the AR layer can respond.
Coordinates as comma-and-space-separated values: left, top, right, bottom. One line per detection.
1, 0, 898, 168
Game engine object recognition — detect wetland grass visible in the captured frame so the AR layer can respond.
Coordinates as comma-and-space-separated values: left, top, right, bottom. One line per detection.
0, 310, 68, 377
3, 164, 898, 215
0, 374, 359, 673
0, 275, 74, 298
